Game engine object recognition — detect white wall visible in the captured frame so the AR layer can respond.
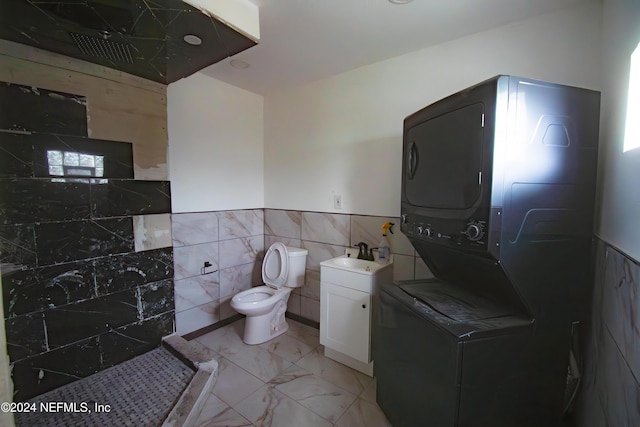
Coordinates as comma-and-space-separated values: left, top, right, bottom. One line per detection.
596, 0, 640, 262
263, 3, 602, 217
168, 72, 264, 213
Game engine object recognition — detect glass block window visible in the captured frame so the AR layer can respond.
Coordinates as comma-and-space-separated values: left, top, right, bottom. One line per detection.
47, 150, 104, 177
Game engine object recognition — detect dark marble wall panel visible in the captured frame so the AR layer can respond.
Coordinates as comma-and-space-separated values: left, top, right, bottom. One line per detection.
0, 82, 88, 135
139, 280, 174, 319
94, 247, 173, 295
2, 260, 96, 318
6, 274, 175, 401
0, 136, 33, 178
44, 290, 140, 349
4, 313, 46, 361
97, 312, 174, 370
1, 84, 174, 402
11, 337, 102, 402
91, 180, 171, 217
12, 311, 175, 401
0, 224, 36, 271
0, 178, 91, 225
35, 217, 134, 265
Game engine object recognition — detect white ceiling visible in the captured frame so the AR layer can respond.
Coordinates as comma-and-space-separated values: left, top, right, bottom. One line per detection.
201, 0, 596, 95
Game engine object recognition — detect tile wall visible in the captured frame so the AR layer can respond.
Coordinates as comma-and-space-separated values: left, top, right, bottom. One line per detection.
172, 209, 264, 335
0, 79, 173, 403
175, 208, 432, 335
575, 239, 640, 426
265, 209, 432, 323
0, 133, 174, 401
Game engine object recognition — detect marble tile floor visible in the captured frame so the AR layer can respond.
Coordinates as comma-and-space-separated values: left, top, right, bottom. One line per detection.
190, 317, 392, 427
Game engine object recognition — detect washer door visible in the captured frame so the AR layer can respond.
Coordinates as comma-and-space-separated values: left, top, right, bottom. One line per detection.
262, 242, 288, 288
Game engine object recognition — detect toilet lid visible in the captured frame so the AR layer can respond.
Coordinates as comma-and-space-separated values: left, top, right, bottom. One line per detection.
262, 242, 288, 288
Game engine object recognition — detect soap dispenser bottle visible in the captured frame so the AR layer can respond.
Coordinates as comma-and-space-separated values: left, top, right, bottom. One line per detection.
378, 222, 393, 263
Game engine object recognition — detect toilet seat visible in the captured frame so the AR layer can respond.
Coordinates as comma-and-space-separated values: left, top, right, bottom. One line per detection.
230, 286, 292, 315
262, 242, 288, 288
233, 286, 275, 304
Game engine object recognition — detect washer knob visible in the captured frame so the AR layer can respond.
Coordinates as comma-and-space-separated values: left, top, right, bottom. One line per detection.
466, 223, 483, 241
416, 226, 424, 235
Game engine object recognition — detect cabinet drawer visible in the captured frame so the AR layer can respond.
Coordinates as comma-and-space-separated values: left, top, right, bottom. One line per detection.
320, 266, 372, 293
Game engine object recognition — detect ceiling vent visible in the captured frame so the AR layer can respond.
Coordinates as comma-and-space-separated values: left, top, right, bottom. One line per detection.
69, 32, 134, 64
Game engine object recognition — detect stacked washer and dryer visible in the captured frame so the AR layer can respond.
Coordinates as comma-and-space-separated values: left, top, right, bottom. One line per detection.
372, 76, 601, 427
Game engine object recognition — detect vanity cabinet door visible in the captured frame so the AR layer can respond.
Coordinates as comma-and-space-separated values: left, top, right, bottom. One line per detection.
320, 282, 371, 363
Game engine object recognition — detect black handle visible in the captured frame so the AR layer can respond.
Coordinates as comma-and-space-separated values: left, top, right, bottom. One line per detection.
354, 242, 369, 259
354, 242, 367, 248
407, 141, 418, 179
362, 304, 366, 309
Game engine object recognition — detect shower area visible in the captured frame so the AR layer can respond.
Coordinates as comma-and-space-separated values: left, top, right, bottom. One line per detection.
0, 57, 187, 424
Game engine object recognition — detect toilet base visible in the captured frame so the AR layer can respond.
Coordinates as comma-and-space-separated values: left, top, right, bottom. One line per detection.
242, 299, 289, 345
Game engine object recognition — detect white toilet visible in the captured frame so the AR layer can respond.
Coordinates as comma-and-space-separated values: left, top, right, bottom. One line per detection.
230, 242, 308, 344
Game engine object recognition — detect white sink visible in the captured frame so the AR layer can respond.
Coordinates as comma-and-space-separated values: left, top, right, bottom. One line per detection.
320, 255, 390, 274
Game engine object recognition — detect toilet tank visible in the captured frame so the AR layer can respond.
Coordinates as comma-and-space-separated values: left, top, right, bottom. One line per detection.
286, 246, 308, 288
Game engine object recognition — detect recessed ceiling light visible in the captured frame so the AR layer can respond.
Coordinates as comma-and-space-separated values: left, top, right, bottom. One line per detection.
183, 34, 202, 46
388, 0, 413, 4
230, 59, 250, 69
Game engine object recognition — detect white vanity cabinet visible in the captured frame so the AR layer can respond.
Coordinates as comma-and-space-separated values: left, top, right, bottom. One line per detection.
319, 255, 393, 376
320, 282, 372, 362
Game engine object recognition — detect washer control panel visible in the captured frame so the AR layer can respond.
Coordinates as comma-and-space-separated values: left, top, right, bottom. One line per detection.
401, 213, 489, 251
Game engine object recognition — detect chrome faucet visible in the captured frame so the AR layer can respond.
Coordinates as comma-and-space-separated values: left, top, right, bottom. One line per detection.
354, 242, 368, 259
